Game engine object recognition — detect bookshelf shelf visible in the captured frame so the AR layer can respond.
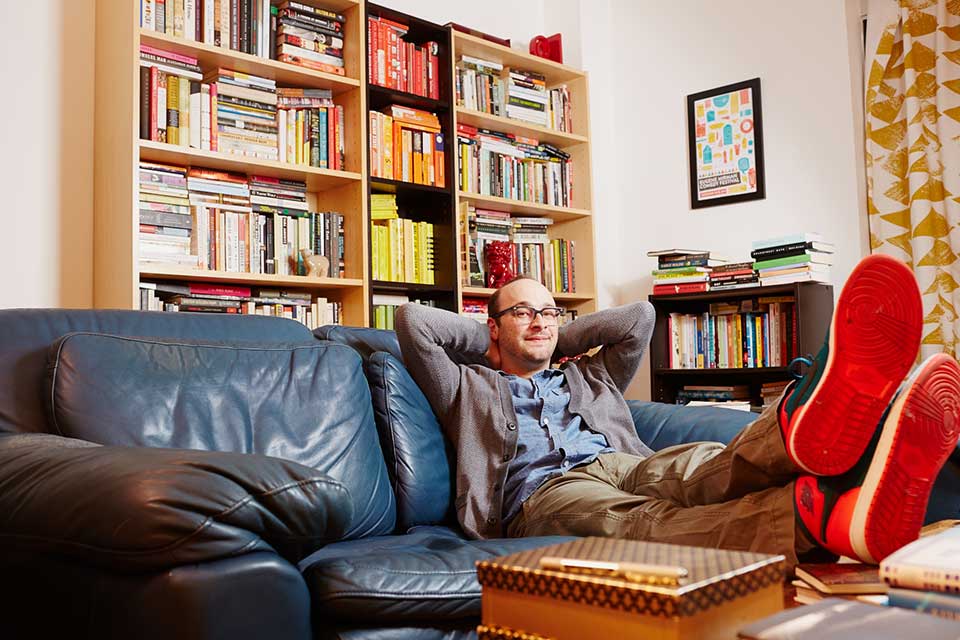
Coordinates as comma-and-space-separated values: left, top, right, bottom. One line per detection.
458, 192, 591, 220
367, 83, 449, 111
455, 108, 588, 147
139, 141, 362, 191
460, 286, 593, 303
648, 282, 834, 405
372, 281, 454, 294
141, 267, 364, 290
452, 31, 585, 84
370, 176, 451, 195
139, 30, 362, 94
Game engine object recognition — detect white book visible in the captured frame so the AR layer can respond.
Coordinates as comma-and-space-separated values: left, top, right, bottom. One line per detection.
204, 0, 215, 44
183, 0, 196, 41
142, 0, 156, 29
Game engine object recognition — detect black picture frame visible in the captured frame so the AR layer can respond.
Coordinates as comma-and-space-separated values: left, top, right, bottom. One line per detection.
686, 77, 765, 209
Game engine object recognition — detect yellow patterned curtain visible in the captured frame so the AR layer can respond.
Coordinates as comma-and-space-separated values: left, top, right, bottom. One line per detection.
866, 0, 960, 359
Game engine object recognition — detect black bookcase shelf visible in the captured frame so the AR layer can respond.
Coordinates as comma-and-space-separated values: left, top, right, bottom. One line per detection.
648, 282, 834, 405
366, 2, 457, 323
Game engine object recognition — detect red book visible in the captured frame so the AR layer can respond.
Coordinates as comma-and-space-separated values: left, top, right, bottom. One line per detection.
328, 105, 337, 170
653, 282, 710, 296
149, 66, 159, 142
189, 283, 252, 297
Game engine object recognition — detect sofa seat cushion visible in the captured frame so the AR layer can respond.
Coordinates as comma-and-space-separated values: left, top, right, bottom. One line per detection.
46, 332, 397, 539
299, 526, 574, 623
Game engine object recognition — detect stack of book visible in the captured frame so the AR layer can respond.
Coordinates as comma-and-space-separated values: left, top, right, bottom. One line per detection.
760, 380, 789, 409
367, 15, 440, 99
648, 249, 716, 295
372, 296, 437, 330
139, 281, 342, 328
186, 167, 253, 272
675, 385, 750, 406
275, 2, 346, 75
461, 297, 489, 323
709, 261, 758, 291
204, 68, 278, 160
369, 105, 446, 187
139, 162, 198, 267
455, 55, 504, 116
504, 68, 548, 127
457, 124, 571, 207
791, 563, 888, 606
459, 204, 576, 293
882, 524, 960, 621
752, 233, 834, 286
276, 88, 345, 170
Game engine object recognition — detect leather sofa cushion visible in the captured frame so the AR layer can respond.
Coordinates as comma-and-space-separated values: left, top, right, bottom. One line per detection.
47, 332, 396, 539
367, 351, 453, 530
315, 325, 404, 362
299, 526, 573, 623
628, 400, 753, 449
0, 435, 353, 571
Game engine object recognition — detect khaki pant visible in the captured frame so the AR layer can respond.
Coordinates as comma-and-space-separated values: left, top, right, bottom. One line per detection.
507, 403, 811, 568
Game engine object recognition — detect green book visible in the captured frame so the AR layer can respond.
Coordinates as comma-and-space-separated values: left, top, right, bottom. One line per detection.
753, 253, 830, 270
652, 266, 710, 276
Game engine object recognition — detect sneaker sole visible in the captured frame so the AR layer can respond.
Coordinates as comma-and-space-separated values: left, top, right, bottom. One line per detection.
788, 254, 922, 475
849, 354, 960, 563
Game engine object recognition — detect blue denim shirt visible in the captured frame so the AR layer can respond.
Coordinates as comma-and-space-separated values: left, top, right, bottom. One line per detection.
501, 368, 614, 524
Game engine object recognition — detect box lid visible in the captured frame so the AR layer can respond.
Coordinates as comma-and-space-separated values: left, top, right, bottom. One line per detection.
476, 537, 785, 618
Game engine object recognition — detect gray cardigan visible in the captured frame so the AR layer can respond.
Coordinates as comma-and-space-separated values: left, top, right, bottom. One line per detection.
395, 302, 656, 539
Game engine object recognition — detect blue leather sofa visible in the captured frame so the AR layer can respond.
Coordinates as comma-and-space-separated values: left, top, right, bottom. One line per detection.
0, 309, 956, 640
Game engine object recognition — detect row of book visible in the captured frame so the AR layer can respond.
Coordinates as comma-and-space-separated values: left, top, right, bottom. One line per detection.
455, 56, 573, 132
139, 51, 347, 168
371, 295, 436, 330
461, 297, 489, 323
665, 297, 799, 370
370, 194, 436, 284
457, 124, 572, 207
139, 161, 344, 277
139, 0, 347, 76
367, 15, 441, 99
139, 281, 343, 327
369, 105, 446, 187
459, 204, 576, 293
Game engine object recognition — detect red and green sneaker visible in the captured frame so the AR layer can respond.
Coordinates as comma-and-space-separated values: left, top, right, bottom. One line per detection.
794, 353, 960, 563
778, 254, 922, 475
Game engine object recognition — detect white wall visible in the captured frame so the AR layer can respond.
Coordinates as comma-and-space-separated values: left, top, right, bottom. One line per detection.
0, 0, 94, 309
583, 0, 868, 400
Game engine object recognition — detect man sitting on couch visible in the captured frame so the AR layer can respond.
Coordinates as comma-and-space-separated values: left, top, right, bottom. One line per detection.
395, 254, 960, 567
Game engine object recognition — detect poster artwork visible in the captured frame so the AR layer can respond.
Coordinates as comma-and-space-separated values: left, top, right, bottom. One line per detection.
693, 87, 758, 202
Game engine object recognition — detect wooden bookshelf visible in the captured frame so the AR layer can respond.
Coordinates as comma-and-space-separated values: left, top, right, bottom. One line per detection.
451, 31, 598, 319
94, 0, 370, 327
647, 282, 834, 406
365, 2, 458, 323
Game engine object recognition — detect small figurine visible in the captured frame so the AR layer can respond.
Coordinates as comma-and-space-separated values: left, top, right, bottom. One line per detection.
299, 249, 330, 278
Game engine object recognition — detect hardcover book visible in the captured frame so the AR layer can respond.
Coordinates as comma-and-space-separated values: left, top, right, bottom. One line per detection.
880, 526, 960, 593
794, 563, 886, 595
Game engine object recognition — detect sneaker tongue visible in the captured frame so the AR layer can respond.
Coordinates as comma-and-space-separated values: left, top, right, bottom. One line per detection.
784, 341, 830, 418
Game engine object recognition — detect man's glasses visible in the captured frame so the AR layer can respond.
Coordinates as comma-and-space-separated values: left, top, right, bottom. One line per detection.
490, 304, 566, 325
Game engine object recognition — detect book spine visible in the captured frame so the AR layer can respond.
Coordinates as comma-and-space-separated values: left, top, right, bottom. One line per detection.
887, 588, 960, 620
882, 565, 960, 593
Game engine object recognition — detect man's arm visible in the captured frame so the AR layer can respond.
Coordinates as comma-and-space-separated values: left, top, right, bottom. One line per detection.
555, 302, 656, 393
394, 303, 492, 419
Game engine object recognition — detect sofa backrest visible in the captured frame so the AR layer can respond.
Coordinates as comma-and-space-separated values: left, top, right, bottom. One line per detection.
315, 325, 455, 531
0, 309, 312, 436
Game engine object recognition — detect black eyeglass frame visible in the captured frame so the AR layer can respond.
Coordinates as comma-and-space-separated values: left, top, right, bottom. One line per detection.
489, 304, 567, 321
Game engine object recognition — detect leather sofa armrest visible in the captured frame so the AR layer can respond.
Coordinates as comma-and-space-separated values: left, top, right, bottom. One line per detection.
627, 400, 755, 450
0, 433, 353, 572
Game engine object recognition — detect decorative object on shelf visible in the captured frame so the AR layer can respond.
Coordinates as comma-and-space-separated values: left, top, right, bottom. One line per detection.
686, 77, 765, 209
484, 241, 516, 288
301, 250, 330, 278
529, 33, 563, 64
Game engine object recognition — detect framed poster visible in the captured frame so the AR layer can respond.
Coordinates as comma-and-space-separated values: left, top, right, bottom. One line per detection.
687, 77, 765, 209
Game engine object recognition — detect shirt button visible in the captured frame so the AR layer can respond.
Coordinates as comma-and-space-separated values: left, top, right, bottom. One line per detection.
487, 516, 497, 525
502, 452, 512, 461
506, 422, 517, 431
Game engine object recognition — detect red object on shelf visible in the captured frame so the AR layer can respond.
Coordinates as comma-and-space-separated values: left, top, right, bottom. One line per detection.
484, 241, 516, 289
529, 33, 563, 64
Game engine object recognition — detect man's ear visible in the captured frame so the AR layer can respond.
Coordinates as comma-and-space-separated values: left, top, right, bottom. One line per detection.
487, 317, 499, 342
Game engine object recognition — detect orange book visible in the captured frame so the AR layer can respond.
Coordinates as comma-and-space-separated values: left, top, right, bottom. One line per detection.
393, 121, 403, 180
413, 131, 423, 184
383, 104, 440, 130
434, 133, 445, 188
